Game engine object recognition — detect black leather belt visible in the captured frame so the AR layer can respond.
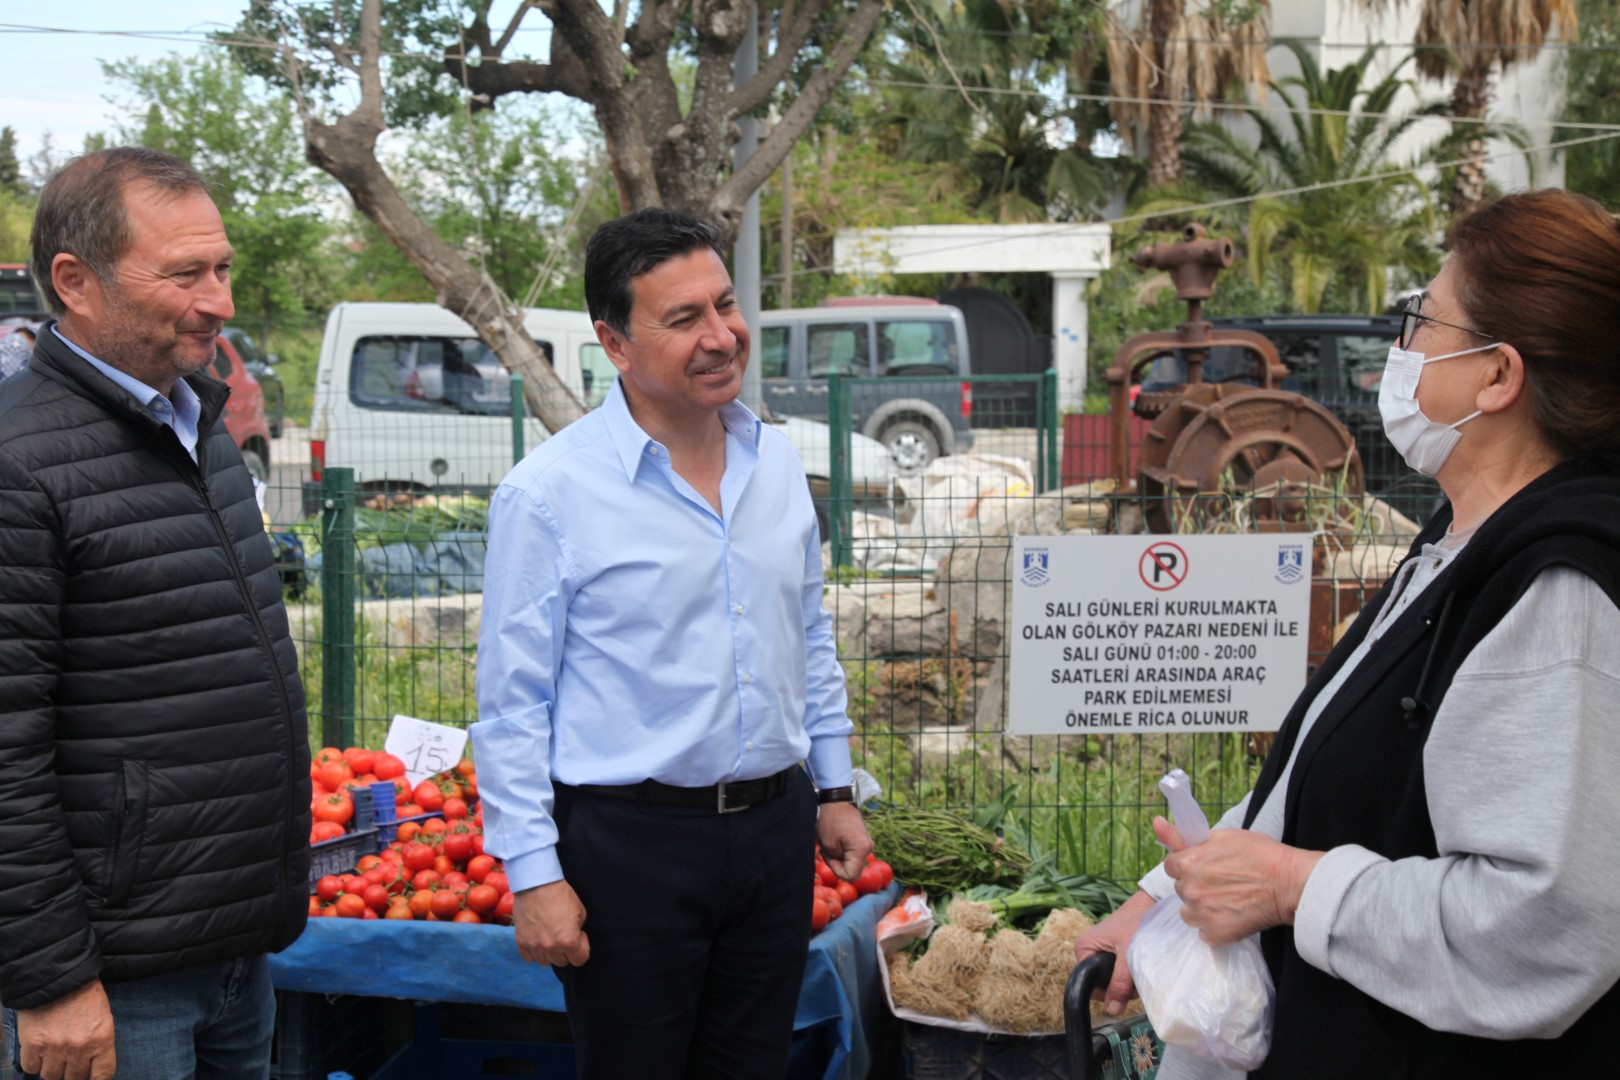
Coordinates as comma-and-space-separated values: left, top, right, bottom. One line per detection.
564, 766, 798, 813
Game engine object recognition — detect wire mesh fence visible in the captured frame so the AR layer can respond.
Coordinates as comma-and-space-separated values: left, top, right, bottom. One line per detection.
261, 367, 1428, 890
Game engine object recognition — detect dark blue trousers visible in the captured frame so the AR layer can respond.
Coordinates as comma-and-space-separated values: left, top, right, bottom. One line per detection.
552, 769, 817, 1080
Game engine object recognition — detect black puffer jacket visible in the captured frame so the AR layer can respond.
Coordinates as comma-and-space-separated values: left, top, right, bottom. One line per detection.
0, 327, 311, 1011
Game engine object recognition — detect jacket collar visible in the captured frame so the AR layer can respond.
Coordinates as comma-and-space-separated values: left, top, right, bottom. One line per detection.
28, 320, 229, 434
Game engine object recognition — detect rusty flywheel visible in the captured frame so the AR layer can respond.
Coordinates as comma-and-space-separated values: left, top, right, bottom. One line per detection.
1138, 385, 1363, 533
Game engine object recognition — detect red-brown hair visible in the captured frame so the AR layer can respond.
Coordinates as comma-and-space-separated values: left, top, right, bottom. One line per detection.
1446, 189, 1620, 462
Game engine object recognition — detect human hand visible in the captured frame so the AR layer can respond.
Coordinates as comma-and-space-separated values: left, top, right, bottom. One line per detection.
816, 801, 872, 883
16, 978, 116, 1080
1156, 816, 1323, 947
1072, 889, 1156, 1016
512, 880, 590, 967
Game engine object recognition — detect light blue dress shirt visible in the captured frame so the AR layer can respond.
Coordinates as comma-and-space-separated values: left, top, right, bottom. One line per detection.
471, 378, 854, 892
51, 325, 201, 462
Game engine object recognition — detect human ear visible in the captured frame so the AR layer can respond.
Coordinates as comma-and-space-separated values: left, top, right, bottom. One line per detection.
593, 320, 635, 376
1476, 343, 1526, 415
51, 253, 100, 319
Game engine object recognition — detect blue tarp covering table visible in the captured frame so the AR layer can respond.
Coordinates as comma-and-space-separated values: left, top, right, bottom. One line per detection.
269, 882, 899, 1080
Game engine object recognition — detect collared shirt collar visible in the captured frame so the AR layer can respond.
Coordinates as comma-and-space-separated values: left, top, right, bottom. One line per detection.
51, 324, 202, 459
599, 376, 762, 483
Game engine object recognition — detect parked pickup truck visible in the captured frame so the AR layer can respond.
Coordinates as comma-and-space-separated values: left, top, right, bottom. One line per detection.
304, 301, 896, 534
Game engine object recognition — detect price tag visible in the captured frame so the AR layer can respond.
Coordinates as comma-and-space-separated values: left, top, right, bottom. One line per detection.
384, 714, 469, 788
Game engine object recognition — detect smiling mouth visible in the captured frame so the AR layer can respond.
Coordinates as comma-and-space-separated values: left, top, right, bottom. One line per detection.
693, 358, 734, 376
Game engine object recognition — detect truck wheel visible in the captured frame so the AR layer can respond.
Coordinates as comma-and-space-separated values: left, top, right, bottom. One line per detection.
880, 419, 941, 474
241, 448, 269, 483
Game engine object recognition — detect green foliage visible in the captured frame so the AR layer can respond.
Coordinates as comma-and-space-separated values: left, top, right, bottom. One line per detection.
0, 189, 33, 263
1562, 0, 1620, 209
1139, 43, 1442, 314
0, 127, 23, 198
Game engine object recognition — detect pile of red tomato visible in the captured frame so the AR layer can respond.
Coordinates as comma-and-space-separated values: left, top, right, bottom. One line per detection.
309, 746, 479, 844
812, 846, 893, 932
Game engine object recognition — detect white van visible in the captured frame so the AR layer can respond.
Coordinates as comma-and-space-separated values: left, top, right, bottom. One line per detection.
305, 302, 895, 529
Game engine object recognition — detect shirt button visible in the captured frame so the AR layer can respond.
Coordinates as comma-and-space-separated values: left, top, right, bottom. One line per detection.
742, 673, 753, 684
745, 741, 755, 751
735, 604, 745, 615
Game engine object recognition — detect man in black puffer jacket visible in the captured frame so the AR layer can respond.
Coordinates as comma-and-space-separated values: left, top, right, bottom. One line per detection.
0, 148, 310, 1080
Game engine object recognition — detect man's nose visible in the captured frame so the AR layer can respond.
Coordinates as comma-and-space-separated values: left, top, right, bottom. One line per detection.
700, 310, 737, 353
198, 270, 235, 323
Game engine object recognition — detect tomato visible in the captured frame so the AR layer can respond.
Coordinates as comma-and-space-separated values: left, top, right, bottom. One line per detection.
408, 890, 435, 919
466, 884, 500, 916
420, 818, 447, 836
411, 869, 442, 893
312, 793, 354, 826
311, 821, 346, 843
463, 773, 478, 798
385, 903, 415, 920
315, 875, 344, 903
432, 854, 455, 876
811, 897, 831, 932
335, 894, 368, 919
321, 904, 340, 917
401, 843, 437, 874
442, 833, 474, 865
495, 891, 516, 925
483, 871, 508, 896
440, 871, 469, 891
308, 895, 323, 917
452, 908, 483, 925
873, 859, 894, 888
397, 822, 422, 843
442, 797, 469, 821
455, 757, 476, 778
430, 889, 463, 920
834, 879, 858, 907
318, 760, 354, 794
855, 864, 885, 895
314, 746, 345, 766
361, 867, 388, 887
380, 845, 404, 863
816, 885, 842, 919
397, 803, 425, 819
815, 861, 837, 888
356, 855, 382, 874
466, 855, 497, 884
412, 782, 445, 813
470, 834, 485, 858
362, 884, 391, 913
344, 747, 378, 776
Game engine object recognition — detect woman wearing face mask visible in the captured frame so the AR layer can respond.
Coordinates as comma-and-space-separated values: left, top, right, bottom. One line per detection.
1074, 188, 1620, 1080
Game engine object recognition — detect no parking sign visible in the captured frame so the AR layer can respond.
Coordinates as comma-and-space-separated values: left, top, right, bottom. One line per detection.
1008, 534, 1310, 735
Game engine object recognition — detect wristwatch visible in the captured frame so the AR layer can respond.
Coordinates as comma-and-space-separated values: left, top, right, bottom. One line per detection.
816, 786, 855, 805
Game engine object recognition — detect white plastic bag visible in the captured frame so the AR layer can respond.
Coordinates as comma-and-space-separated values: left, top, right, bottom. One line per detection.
1126, 770, 1275, 1070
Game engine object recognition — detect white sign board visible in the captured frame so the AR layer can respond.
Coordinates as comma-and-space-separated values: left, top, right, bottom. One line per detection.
384, 714, 470, 787
1009, 535, 1310, 735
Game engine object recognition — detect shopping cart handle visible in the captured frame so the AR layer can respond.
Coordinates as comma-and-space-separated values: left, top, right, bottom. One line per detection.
1064, 952, 1115, 1080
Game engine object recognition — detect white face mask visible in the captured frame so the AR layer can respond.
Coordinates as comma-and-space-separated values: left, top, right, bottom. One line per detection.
1378, 341, 1499, 477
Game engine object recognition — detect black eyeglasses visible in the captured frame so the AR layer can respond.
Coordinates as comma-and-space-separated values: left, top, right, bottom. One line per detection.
1398, 294, 1495, 350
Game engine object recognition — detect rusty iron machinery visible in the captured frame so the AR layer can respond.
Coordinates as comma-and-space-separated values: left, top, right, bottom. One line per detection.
1104, 223, 1363, 532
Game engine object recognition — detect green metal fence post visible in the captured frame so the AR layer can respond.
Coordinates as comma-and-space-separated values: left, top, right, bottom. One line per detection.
320, 468, 356, 749
1044, 368, 1060, 492
827, 372, 851, 568
510, 372, 526, 466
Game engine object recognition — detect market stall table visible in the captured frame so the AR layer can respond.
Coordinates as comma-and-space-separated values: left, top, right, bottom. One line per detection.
269, 882, 900, 1080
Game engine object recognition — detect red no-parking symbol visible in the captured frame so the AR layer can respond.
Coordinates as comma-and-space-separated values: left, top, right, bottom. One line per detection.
1140, 541, 1189, 591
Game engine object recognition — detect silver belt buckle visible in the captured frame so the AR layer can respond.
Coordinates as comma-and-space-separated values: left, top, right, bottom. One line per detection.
717, 781, 748, 814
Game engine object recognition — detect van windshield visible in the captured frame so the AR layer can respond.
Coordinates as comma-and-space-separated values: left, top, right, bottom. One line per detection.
877, 319, 958, 375
350, 335, 553, 416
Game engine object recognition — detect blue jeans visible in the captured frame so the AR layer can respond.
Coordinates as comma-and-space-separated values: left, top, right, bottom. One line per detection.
7, 955, 273, 1080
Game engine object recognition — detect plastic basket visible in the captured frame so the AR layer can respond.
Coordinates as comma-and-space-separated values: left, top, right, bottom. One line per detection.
901, 1024, 1070, 1080
308, 828, 379, 889
269, 990, 412, 1080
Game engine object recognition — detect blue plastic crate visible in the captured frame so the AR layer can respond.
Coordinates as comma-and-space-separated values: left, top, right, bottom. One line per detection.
308, 828, 379, 889
270, 990, 412, 1080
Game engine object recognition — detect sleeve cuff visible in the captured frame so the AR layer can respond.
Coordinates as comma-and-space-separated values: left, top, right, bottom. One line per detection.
806, 734, 854, 790
1293, 844, 1386, 974
502, 847, 565, 894
1138, 863, 1174, 902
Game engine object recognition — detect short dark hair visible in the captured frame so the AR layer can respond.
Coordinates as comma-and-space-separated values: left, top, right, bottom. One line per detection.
584, 208, 724, 336
1446, 189, 1620, 462
30, 147, 211, 314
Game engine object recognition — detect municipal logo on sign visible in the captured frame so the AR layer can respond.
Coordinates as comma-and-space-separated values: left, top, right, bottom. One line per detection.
1022, 547, 1050, 587
1275, 544, 1306, 584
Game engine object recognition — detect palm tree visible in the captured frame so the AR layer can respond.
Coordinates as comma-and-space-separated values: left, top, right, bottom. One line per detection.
1362, 0, 1577, 214
1103, 0, 1273, 186
1137, 43, 1441, 313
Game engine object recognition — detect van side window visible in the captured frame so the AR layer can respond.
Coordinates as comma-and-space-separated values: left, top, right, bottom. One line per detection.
759, 326, 789, 378
212, 348, 233, 380
806, 323, 868, 378
350, 335, 552, 416
579, 343, 615, 408
1337, 335, 1389, 396
877, 319, 956, 375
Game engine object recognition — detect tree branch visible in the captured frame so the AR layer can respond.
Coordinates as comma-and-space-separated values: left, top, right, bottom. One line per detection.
731, 0, 830, 118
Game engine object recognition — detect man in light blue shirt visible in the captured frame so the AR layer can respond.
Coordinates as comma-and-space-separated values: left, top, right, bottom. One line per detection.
472, 208, 870, 1078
